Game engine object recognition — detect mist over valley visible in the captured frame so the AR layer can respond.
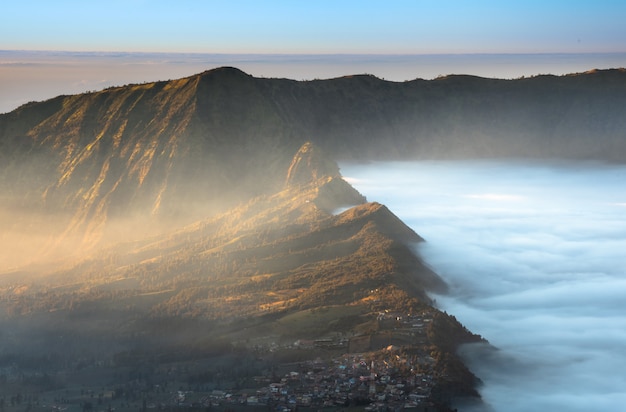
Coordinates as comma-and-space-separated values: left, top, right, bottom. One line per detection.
343, 160, 626, 411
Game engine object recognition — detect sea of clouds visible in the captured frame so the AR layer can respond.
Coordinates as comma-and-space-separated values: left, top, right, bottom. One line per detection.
341, 160, 626, 412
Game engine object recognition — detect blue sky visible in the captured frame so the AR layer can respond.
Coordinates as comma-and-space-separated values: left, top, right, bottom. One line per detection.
2, 1, 626, 113
2, 0, 626, 54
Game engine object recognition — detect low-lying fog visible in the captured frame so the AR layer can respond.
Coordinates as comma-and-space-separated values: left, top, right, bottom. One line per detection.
342, 160, 626, 412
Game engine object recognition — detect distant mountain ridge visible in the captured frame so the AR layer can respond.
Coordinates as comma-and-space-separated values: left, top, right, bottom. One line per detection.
1, 66, 625, 267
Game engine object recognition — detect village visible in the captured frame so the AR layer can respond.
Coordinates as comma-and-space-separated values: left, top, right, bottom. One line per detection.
175, 351, 437, 412
0, 313, 449, 412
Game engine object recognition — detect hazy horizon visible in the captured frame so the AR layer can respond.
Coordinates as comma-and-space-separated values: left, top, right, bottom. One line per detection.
4, 1, 625, 113
342, 160, 626, 412
2, 50, 626, 114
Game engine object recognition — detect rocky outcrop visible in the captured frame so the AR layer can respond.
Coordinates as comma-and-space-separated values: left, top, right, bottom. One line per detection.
285, 142, 340, 187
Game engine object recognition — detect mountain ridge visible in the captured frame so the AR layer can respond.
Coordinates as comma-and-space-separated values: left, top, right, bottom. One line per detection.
0, 143, 480, 410
2, 66, 626, 268
1, 66, 622, 410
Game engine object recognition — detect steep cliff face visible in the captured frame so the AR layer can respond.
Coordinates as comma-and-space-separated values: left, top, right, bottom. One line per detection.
285, 141, 340, 187
1, 67, 626, 266
1, 76, 203, 250
285, 142, 366, 213
0, 68, 298, 257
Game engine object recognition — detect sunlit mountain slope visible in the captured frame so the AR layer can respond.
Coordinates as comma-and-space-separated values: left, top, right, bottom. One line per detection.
1, 67, 625, 269
0, 144, 480, 410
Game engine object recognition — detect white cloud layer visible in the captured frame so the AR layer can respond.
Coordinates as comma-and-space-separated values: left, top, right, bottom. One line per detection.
341, 160, 626, 412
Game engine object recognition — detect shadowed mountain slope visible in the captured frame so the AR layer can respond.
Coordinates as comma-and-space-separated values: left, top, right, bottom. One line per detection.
1, 67, 625, 268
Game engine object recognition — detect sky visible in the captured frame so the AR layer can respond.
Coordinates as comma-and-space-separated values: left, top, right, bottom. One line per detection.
2, 1, 626, 54
342, 160, 626, 411
2, 1, 626, 113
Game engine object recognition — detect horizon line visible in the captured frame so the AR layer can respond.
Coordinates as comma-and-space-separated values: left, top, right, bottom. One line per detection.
3, 49, 626, 57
